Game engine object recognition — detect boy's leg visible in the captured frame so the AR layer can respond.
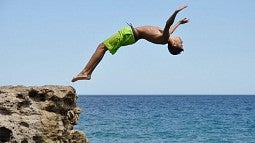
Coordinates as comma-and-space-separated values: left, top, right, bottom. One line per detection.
71, 43, 108, 82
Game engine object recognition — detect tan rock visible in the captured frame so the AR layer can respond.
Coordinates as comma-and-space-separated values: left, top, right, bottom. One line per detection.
0, 85, 89, 143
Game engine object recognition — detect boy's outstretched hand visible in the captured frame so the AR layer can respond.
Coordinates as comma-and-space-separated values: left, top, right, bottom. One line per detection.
180, 18, 189, 24
176, 5, 188, 12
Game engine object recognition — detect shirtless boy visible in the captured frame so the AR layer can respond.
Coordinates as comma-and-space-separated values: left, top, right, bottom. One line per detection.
72, 5, 189, 82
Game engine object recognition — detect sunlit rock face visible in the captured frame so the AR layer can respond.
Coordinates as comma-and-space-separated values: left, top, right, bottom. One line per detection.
0, 85, 89, 143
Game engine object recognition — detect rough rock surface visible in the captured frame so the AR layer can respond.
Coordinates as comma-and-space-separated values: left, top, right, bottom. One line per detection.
0, 85, 89, 143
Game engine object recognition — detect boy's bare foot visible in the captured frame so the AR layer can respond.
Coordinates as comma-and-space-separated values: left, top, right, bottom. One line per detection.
71, 74, 91, 82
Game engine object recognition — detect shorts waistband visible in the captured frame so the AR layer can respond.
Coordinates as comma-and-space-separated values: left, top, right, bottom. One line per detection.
126, 23, 138, 42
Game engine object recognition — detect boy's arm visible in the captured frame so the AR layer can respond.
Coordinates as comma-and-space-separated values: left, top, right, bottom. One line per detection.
163, 5, 187, 39
169, 18, 189, 34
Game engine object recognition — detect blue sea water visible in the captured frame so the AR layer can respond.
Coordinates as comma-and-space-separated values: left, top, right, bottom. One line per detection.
75, 96, 255, 143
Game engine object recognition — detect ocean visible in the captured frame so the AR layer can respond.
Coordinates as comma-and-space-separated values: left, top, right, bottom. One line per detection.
75, 95, 255, 143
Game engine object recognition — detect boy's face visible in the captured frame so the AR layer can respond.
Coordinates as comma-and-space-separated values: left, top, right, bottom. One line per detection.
169, 36, 183, 49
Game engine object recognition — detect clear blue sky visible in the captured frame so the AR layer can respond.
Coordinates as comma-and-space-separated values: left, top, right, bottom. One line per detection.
1, 0, 255, 95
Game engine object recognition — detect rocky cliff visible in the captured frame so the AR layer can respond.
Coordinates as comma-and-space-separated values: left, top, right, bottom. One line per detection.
0, 85, 89, 143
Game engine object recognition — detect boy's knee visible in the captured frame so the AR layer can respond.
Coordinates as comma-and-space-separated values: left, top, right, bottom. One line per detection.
98, 43, 108, 52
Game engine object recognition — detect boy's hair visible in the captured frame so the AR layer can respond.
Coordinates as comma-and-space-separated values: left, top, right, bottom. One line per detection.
168, 43, 184, 55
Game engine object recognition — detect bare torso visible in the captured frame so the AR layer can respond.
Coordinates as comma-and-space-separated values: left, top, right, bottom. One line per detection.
135, 26, 168, 44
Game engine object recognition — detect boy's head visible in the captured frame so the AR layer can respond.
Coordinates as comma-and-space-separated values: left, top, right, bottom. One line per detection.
168, 36, 184, 55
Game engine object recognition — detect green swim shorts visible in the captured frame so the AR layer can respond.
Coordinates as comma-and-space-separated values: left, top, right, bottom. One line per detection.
103, 26, 136, 55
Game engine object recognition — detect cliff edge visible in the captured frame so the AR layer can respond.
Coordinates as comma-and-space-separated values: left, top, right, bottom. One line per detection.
0, 85, 89, 143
